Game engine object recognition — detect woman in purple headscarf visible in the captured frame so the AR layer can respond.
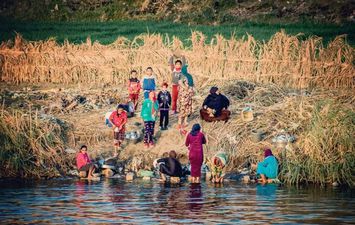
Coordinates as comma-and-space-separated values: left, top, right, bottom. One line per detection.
185, 123, 207, 184
256, 149, 279, 184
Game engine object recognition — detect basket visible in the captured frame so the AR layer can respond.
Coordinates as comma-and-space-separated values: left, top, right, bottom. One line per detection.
241, 107, 254, 122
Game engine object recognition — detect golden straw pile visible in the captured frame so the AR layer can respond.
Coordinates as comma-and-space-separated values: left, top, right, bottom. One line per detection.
0, 31, 353, 89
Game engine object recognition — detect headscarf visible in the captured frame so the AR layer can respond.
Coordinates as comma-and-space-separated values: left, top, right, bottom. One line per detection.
210, 86, 218, 94
190, 123, 201, 136
264, 148, 273, 158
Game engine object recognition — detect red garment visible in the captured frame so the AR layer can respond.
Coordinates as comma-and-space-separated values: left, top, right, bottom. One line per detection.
172, 84, 179, 111
76, 152, 91, 170
185, 131, 206, 177
128, 80, 141, 95
109, 110, 128, 131
129, 93, 139, 110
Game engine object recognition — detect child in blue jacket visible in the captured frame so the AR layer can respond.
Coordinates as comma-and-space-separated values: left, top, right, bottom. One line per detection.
142, 67, 157, 99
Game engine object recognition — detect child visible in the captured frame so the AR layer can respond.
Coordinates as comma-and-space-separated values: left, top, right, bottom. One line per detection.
157, 82, 172, 130
128, 70, 141, 110
109, 104, 128, 155
76, 145, 98, 179
169, 55, 186, 114
142, 67, 156, 99
141, 91, 159, 148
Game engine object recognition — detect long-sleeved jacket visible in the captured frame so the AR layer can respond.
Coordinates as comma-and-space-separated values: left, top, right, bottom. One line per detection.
142, 75, 156, 91
157, 90, 172, 110
141, 99, 159, 121
76, 152, 91, 170
169, 56, 186, 85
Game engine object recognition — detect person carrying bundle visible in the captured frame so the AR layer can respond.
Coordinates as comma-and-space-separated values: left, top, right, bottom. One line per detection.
169, 55, 186, 114
200, 86, 231, 122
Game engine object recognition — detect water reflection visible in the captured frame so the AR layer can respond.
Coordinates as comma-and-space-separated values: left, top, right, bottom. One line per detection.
0, 179, 354, 224
188, 183, 203, 211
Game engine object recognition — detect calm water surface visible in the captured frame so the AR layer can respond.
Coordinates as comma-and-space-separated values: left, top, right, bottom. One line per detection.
0, 179, 354, 224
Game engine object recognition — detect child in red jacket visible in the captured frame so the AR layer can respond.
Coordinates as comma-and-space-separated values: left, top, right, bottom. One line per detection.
128, 70, 141, 110
109, 104, 128, 154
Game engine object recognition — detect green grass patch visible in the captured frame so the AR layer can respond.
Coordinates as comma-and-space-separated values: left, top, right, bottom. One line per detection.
1, 18, 354, 46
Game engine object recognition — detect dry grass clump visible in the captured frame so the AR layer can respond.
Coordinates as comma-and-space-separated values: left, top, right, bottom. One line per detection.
0, 31, 353, 89
0, 108, 73, 178
199, 81, 354, 186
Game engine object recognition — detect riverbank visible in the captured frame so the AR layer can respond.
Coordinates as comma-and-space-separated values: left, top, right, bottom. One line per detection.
0, 81, 354, 186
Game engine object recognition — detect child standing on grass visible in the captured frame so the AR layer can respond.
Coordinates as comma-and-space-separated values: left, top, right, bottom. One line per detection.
109, 104, 128, 155
141, 91, 159, 148
157, 82, 172, 130
142, 67, 156, 99
128, 70, 141, 110
169, 55, 186, 114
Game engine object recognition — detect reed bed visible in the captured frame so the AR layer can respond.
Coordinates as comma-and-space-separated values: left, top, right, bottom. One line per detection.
0, 108, 72, 178
0, 31, 353, 89
200, 82, 354, 186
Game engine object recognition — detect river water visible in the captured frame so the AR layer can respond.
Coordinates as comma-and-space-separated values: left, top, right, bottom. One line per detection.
0, 179, 354, 224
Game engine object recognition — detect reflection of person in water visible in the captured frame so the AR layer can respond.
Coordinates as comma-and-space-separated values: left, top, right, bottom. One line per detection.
188, 184, 203, 211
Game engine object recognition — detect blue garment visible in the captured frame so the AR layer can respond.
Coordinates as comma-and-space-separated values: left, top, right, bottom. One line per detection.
142, 75, 156, 99
142, 76, 156, 91
256, 156, 278, 179
181, 65, 194, 87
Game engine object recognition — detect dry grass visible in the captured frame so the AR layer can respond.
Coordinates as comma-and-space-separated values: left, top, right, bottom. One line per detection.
198, 82, 354, 186
0, 31, 353, 89
0, 108, 73, 178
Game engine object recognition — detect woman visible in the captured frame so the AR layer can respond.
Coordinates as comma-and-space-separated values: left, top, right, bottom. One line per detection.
210, 152, 228, 183
256, 149, 279, 184
154, 150, 182, 182
185, 124, 207, 183
178, 78, 194, 135
141, 91, 159, 148
201, 86, 230, 122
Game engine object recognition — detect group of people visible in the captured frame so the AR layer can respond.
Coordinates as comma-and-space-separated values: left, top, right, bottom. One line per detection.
90, 55, 279, 184
152, 123, 279, 184
76, 127, 279, 184
106, 54, 233, 152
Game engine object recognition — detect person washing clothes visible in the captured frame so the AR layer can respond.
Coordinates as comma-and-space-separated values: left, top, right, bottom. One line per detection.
154, 150, 182, 183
